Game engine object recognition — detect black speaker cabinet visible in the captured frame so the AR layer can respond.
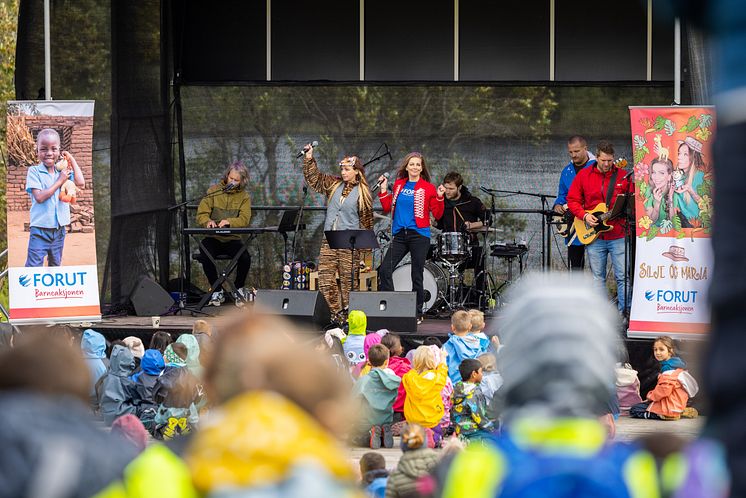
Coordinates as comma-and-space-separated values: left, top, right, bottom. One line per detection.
349, 291, 417, 332
255, 290, 330, 328
129, 276, 175, 317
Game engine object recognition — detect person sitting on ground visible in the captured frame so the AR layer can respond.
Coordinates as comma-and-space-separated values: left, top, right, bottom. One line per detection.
130, 348, 166, 430
176, 333, 202, 378
443, 310, 497, 384
122, 336, 145, 363
353, 343, 401, 449
402, 345, 449, 448
343, 309, 369, 368
152, 343, 202, 440
436, 274, 661, 497
81, 328, 108, 409
477, 352, 503, 419
381, 333, 412, 434
99, 344, 140, 426
385, 423, 440, 498
0, 332, 137, 498
149, 331, 173, 355
184, 313, 360, 497
451, 359, 495, 443
630, 336, 699, 420
359, 451, 389, 498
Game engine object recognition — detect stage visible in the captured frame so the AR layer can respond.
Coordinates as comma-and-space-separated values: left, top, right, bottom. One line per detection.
90, 302, 467, 341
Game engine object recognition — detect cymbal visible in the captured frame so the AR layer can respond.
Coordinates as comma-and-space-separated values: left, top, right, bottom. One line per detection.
468, 226, 504, 233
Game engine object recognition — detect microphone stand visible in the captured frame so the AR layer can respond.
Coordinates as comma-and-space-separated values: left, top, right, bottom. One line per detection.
290, 184, 309, 282
167, 185, 234, 315
480, 187, 557, 271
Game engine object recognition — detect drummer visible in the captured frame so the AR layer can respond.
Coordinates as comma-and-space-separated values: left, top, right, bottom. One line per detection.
436, 171, 491, 292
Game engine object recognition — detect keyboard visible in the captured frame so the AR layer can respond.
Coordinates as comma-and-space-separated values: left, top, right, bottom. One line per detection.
183, 227, 280, 236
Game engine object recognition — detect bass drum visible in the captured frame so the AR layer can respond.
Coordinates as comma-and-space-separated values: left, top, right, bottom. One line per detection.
392, 261, 448, 313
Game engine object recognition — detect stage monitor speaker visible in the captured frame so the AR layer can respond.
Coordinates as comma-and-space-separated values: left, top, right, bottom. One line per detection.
130, 276, 175, 317
255, 290, 330, 328
349, 291, 417, 332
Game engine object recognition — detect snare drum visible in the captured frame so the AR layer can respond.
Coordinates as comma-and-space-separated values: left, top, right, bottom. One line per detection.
437, 232, 470, 261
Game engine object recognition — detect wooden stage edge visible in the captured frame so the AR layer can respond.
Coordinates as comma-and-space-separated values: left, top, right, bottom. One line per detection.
85, 306, 459, 339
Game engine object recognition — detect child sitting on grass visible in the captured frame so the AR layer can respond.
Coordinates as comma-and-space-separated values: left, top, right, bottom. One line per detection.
451, 358, 495, 442
353, 343, 401, 448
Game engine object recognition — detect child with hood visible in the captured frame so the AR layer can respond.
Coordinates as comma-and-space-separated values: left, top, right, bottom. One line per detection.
343, 309, 368, 367
131, 349, 166, 406
152, 343, 202, 439
176, 333, 202, 378
359, 452, 389, 498
450, 359, 495, 442
402, 345, 449, 447
81, 328, 107, 406
122, 336, 146, 369
381, 333, 412, 430
353, 344, 401, 448
99, 344, 140, 425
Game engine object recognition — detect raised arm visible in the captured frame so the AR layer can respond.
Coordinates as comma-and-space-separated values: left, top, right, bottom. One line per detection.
302, 145, 340, 196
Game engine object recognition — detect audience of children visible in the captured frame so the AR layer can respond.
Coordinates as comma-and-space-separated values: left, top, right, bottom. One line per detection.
176, 333, 202, 378
353, 343, 401, 448
192, 319, 213, 366
149, 330, 173, 354
130, 348, 166, 430
359, 452, 389, 498
402, 345, 449, 447
111, 413, 150, 454
353, 329, 388, 378
153, 343, 202, 440
99, 344, 139, 425
385, 423, 440, 498
450, 358, 495, 442
122, 336, 145, 360
630, 336, 700, 420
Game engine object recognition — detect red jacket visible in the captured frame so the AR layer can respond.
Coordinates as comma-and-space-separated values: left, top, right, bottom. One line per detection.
388, 355, 412, 413
567, 165, 630, 240
646, 368, 693, 419
378, 178, 444, 227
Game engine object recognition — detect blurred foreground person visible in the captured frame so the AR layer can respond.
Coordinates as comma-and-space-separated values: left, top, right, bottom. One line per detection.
185, 313, 360, 497
0, 333, 136, 498
435, 274, 659, 498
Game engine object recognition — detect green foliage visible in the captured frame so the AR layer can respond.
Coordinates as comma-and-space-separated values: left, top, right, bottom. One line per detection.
646, 225, 659, 241
664, 119, 676, 136
673, 213, 682, 231
0, 0, 18, 318
634, 146, 649, 165
679, 115, 700, 133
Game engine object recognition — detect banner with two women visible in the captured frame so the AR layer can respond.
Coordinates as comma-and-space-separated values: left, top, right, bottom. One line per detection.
628, 106, 715, 339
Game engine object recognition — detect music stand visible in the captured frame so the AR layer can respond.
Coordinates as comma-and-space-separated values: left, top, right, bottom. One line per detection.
325, 230, 379, 292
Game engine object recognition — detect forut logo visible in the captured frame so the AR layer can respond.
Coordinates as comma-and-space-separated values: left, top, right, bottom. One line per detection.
645, 289, 698, 303
19, 272, 87, 288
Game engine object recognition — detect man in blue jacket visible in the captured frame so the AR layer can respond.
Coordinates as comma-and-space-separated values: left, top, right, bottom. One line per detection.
553, 135, 596, 270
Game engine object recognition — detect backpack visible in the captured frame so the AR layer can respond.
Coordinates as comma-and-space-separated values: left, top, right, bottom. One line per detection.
615, 363, 643, 414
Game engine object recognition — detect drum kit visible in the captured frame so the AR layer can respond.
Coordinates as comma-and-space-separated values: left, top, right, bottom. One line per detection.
376, 218, 528, 314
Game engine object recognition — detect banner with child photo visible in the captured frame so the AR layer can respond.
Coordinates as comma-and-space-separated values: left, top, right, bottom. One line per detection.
628, 106, 715, 339
5, 101, 100, 324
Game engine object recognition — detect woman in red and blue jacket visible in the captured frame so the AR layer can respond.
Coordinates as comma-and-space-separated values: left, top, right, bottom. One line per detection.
377, 152, 445, 319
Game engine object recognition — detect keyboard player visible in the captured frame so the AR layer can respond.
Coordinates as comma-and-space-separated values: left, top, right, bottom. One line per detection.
195, 161, 252, 306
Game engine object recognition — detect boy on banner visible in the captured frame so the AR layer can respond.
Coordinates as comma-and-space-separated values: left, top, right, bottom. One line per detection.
24, 128, 84, 267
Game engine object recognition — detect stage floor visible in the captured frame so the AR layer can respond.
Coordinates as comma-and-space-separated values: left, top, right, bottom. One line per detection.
91, 304, 469, 339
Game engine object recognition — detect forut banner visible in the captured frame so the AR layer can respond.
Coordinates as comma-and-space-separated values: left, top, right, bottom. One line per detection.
5, 101, 100, 324
628, 106, 715, 339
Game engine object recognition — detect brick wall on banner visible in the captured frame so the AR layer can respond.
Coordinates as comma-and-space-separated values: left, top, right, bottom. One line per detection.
6, 115, 95, 231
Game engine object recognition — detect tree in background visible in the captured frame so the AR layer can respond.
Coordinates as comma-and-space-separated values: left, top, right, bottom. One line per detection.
0, 0, 19, 317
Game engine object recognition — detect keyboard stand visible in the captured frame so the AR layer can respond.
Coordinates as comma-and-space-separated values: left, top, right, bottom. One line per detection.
191, 234, 254, 312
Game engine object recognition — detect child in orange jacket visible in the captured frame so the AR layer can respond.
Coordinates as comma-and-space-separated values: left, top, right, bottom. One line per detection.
630, 336, 699, 420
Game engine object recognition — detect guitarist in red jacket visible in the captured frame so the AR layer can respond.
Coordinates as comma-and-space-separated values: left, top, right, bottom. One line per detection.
567, 140, 630, 314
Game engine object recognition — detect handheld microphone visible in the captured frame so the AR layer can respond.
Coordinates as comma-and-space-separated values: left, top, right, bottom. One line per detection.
224, 181, 238, 191
371, 172, 390, 193
296, 140, 319, 159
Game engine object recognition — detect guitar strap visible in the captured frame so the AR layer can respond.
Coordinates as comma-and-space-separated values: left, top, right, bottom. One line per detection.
605, 169, 620, 208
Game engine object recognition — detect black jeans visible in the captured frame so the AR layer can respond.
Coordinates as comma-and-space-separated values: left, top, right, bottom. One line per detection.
198, 237, 251, 290
568, 244, 585, 271
378, 230, 431, 314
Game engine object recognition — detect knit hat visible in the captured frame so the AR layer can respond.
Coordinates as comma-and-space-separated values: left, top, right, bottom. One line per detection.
122, 336, 145, 358
400, 423, 426, 451
495, 273, 619, 421
111, 414, 149, 453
